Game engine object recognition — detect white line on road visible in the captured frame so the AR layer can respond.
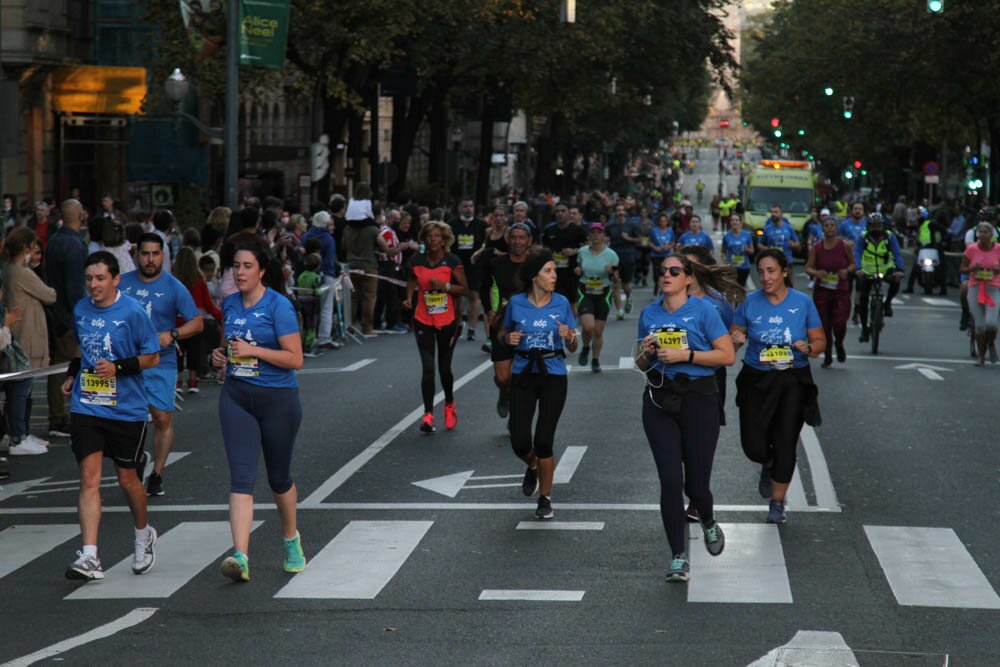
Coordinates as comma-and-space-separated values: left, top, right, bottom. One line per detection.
469, 474, 522, 481
849, 354, 977, 365
25, 452, 190, 495
66, 521, 261, 600
799, 426, 839, 511
0, 607, 158, 667
463, 483, 520, 490
516, 521, 604, 531
0, 524, 79, 580
786, 466, 808, 509
300, 359, 493, 506
297, 358, 376, 375
864, 525, 1000, 609
689, 523, 793, 604
922, 297, 959, 307
479, 589, 585, 602
618, 356, 634, 369
553, 446, 587, 484
917, 367, 944, 381
274, 520, 432, 599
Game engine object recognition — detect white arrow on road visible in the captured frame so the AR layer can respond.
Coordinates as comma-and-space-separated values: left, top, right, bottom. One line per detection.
413, 447, 588, 498
0, 477, 51, 503
894, 362, 954, 381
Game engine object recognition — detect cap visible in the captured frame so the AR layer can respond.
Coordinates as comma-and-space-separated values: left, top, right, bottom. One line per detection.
588, 222, 605, 232
819, 208, 830, 216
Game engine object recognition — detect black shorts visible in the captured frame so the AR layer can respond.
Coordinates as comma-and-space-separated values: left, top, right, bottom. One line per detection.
555, 271, 580, 301
577, 288, 612, 321
457, 256, 481, 291
70, 412, 148, 468
617, 260, 635, 283
489, 325, 515, 362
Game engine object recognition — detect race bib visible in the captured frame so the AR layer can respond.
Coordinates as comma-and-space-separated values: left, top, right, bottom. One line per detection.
585, 276, 605, 294
80, 370, 117, 406
423, 290, 448, 315
731, 254, 745, 266
759, 344, 794, 368
820, 273, 840, 289
655, 327, 689, 350
641, 237, 650, 247
553, 252, 569, 269
228, 344, 260, 377
975, 269, 994, 281
457, 234, 474, 250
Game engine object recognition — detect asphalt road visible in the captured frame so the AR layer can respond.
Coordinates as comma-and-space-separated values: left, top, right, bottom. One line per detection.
1, 156, 995, 666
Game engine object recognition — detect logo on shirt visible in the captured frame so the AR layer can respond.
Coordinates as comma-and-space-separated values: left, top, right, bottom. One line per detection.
253, 312, 264, 318
787, 308, 799, 315
135, 288, 149, 298
112, 320, 125, 327
90, 317, 105, 328
154, 292, 165, 298
532, 319, 548, 328
233, 317, 247, 326
768, 316, 784, 324
682, 316, 694, 322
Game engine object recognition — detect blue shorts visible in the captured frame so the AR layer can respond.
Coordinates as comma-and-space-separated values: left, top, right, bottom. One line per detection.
143, 364, 177, 412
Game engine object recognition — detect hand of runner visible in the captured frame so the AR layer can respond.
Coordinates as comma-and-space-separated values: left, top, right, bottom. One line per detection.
94, 359, 117, 379
507, 330, 524, 346
229, 337, 256, 358
429, 278, 446, 290
158, 331, 174, 348
792, 339, 809, 354
658, 346, 688, 364
730, 329, 746, 346
402, 299, 413, 310
211, 347, 227, 368
556, 321, 574, 341
61, 376, 73, 396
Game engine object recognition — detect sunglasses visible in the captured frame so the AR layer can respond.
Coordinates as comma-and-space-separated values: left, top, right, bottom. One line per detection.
664, 266, 688, 277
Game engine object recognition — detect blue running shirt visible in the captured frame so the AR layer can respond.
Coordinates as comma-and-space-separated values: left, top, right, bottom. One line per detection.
502, 292, 576, 375
761, 223, 799, 265
734, 289, 821, 371
119, 271, 200, 367
677, 231, 715, 252
723, 230, 753, 269
637, 296, 727, 378
222, 288, 300, 388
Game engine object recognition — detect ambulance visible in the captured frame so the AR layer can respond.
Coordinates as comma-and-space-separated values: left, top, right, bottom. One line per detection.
743, 160, 816, 234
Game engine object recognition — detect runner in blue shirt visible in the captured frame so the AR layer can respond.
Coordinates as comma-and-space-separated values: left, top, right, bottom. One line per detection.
119, 233, 203, 497
722, 214, 754, 287
211, 241, 305, 582
761, 205, 801, 268
500, 250, 578, 521
731, 249, 825, 526
648, 212, 675, 296
636, 253, 737, 583
676, 216, 714, 253
62, 251, 161, 582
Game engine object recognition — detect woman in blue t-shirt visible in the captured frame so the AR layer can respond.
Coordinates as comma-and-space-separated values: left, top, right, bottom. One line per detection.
676, 216, 715, 254
635, 253, 737, 583
211, 241, 305, 582
722, 214, 754, 287
730, 249, 826, 526
500, 250, 578, 521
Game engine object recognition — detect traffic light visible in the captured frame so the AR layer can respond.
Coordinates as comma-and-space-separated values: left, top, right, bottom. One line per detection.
770, 118, 780, 128
773, 129, 782, 138
797, 129, 805, 136
843, 96, 855, 119
844, 171, 854, 180
719, 119, 730, 128
741, 120, 749, 127
854, 160, 862, 169
824, 87, 834, 96
927, 0, 943, 13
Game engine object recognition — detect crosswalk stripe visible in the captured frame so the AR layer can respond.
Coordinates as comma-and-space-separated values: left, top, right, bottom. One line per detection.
864, 525, 1000, 609
273, 520, 432, 599
479, 589, 585, 601
65, 521, 260, 600
786, 465, 808, 509
0, 524, 79, 580
553, 446, 587, 484
688, 523, 793, 603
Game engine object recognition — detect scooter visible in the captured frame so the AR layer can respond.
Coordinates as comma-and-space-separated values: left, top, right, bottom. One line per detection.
917, 247, 940, 295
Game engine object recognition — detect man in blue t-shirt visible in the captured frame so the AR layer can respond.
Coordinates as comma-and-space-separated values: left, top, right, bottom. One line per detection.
119, 234, 203, 497
761, 205, 801, 267
63, 251, 161, 582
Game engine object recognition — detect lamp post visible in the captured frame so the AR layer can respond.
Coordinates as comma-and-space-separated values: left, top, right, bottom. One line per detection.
162, 69, 224, 139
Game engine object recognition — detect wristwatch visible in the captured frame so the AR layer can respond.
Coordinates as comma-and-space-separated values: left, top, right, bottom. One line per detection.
170, 329, 179, 341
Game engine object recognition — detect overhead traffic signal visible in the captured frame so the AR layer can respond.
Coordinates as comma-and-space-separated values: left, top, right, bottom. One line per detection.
797, 129, 805, 136
770, 118, 780, 128
824, 87, 834, 96
927, 0, 943, 13
773, 129, 782, 138
843, 96, 855, 119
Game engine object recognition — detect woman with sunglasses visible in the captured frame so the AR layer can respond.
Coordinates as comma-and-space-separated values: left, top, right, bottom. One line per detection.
730, 249, 825, 525
636, 254, 737, 583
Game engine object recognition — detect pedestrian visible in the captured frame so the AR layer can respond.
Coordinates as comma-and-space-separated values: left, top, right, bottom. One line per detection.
403, 221, 468, 433
499, 249, 578, 521
173, 246, 222, 392
731, 249, 825, 525
98, 217, 136, 275
300, 210, 339, 347
374, 209, 406, 334
343, 202, 380, 338
805, 217, 854, 367
119, 234, 204, 497
62, 251, 161, 581
211, 241, 306, 582
636, 253, 737, 582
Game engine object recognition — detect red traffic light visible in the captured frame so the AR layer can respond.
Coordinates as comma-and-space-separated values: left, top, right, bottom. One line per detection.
770, 118, 780, 128
719, 119, 730, 128
853, 160, 862, 169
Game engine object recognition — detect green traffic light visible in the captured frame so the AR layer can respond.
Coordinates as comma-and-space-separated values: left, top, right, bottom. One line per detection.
861, 169, 868, 176
843, 111, 853, 120
797, 129, 805, 136
927, 0, 943, 13
774, 129, 782, 138
824, 87, 834, 96
844, 171, 853, 180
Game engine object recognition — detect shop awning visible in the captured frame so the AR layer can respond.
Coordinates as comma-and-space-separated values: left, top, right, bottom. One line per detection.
52, 66, 147, 115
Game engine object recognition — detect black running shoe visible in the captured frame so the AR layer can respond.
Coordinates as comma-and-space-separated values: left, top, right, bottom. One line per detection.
578, 346, 590, 366
535, 495, 554, 520
522, 465, 539, 497
146, 472, 164, 497
496, 389, 510, 419
591, 359, 602, 373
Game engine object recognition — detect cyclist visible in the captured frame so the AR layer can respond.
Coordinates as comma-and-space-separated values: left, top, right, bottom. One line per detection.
574, 223, 619, 373
854, 213, 905, 343
722, 214, 754, 287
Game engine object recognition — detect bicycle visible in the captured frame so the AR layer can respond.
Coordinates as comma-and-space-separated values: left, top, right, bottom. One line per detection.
867, 253, 887, 355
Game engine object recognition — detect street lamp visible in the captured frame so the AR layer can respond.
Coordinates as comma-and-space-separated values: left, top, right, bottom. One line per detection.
162, 68, 222, 139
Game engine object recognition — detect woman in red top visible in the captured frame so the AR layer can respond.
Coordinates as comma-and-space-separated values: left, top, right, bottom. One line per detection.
404, 221, 468, 433
805, 216, 855, 368
173, 246, 223, 392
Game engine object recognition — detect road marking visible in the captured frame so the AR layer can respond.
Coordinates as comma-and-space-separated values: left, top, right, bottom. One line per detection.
463, 483, 519, 490
66, 521, 260, 600
412, 470, 474, 497
799, 426, 839, 511
0, 478, 51, 503
0, 524, 79, 579
618, 356, 634, 369
688, 523, 793, 604
0, 607, 158, 667
24, 452, 190, 496
922, 297, 958, 307
478, 589, 585, 602
747, 630, 860, 667
553, 446, 587, 484
516, 521, 604, 531
301, 359, 493, 506
0, 502, 842, 515
297, 358, 376, 375
274, 520, 432, 599
864, 525, 1000, 609
917, 368, 944, 381
786, 465, 808, 509
850, 354, 976, 366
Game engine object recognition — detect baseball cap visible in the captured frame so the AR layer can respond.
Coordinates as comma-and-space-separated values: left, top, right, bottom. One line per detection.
588, 222, 605, 232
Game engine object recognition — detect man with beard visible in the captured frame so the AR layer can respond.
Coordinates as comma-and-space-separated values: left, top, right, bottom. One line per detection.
120, 234, 203, 497
479, 223, 532, 418
542, 203, 588, 318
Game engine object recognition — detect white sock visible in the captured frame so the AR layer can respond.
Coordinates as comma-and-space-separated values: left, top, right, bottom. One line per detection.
135, 525, 151, 542
82, 544, 98, 559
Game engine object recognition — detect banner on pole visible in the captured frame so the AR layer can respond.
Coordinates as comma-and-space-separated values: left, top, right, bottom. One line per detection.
178, 0, 225, 59
239, 0, 290, 69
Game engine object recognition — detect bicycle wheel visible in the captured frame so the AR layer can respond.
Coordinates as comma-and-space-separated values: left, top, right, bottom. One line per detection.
870, 297, 882, 355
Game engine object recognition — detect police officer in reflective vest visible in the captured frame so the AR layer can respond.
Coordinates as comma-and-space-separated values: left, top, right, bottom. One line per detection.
853, 213, 905, 342
905, 211, 947, 295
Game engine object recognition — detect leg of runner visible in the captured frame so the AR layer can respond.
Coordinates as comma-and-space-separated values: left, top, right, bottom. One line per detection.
257, 387, 304, 571
590, 319, 608, 372
578, 313, 595, 366
493, 359, 512, 418
529, 375, 567, 517
77, 451, 104, 557
437, 321, 460, 429
857, 277, 873, 342
414, 322, 440, 432
148, 407, 173, 495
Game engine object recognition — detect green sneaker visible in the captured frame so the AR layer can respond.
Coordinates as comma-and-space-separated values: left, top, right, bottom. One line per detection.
221, 550, 249, 582
283, 532, 306, 573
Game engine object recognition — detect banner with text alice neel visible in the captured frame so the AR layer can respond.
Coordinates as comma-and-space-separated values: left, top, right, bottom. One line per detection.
239, 0, 290, 69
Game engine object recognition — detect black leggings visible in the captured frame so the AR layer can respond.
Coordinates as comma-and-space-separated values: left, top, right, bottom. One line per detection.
737, 369, 805, 484
641, 389, 720, 556
414, 320, 459, 413
509, 374, 567, 460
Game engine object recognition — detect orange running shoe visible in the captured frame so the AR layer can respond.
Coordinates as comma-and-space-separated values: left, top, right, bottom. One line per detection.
420, 412, 436, 433
444, 402, 457, 430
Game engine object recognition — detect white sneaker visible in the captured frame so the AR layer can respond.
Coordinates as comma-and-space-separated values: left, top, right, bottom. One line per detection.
66, 551, 104, 581
24, 434, 49, 449
132, 526, 157, 575
9, 439, 47, 456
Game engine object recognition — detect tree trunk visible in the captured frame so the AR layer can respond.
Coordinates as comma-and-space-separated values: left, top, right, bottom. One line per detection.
389, 92, 432, 201
475, 101, 496, 206
533, 116, 556, 194
428, 89, 448, 193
